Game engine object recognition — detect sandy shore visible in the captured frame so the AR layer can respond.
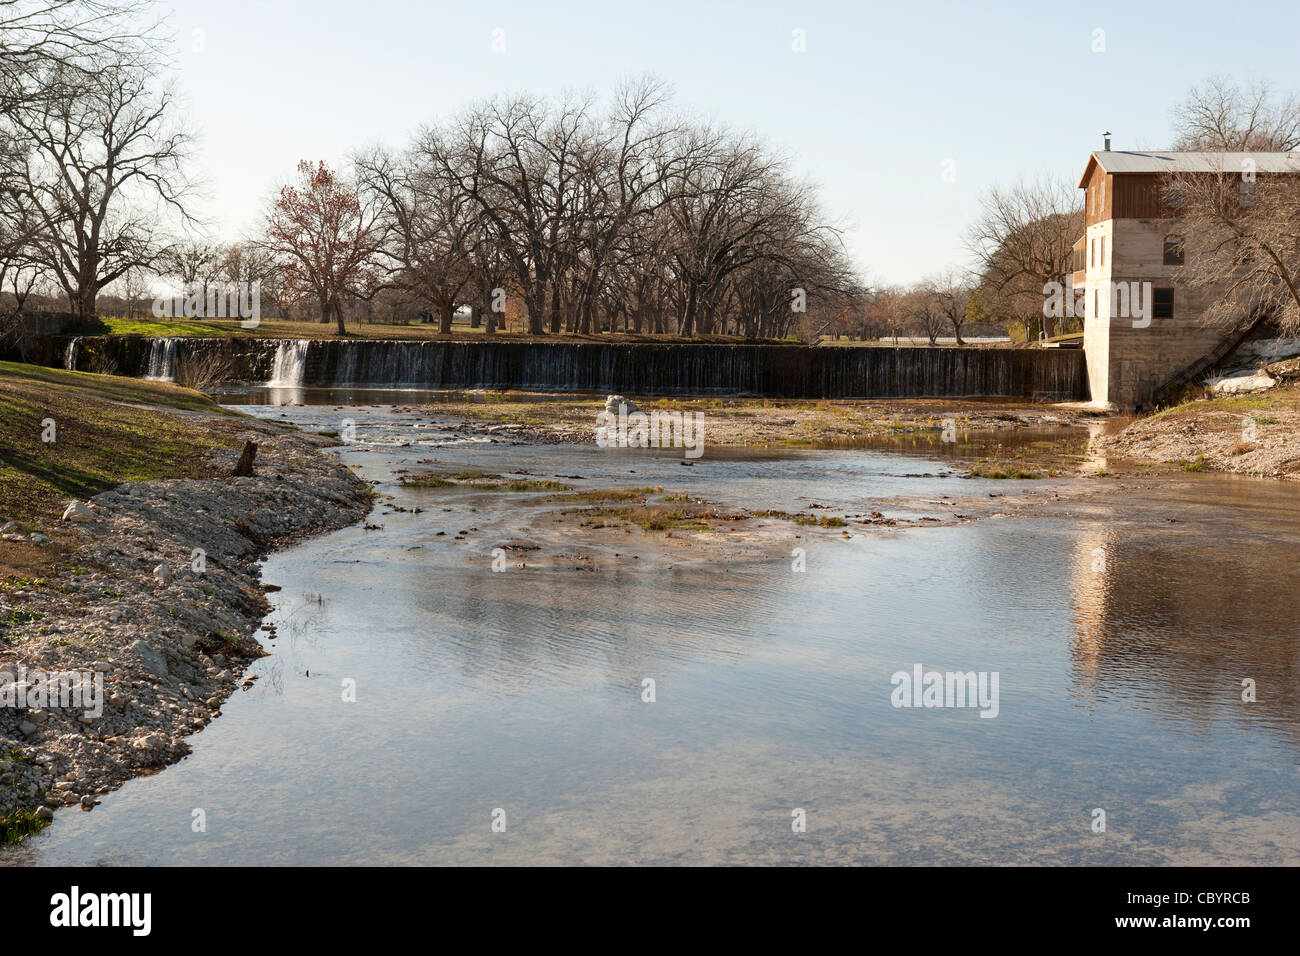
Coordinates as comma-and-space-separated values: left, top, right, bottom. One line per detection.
0, 417, 369, 841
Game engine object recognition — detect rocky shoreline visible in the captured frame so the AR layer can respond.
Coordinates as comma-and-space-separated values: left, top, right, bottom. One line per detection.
0, 418, 370, 843
1097, 382, 1300, 479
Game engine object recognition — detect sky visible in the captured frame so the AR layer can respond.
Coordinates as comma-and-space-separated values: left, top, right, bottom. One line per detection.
157, 0, 1300, 286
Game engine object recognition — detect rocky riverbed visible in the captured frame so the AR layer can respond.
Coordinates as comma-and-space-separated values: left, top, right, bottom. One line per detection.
0, 420, 370, 841
407, 393, 1108, 448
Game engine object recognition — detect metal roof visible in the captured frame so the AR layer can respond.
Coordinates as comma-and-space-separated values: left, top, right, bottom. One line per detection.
1079, 151, 1300, 186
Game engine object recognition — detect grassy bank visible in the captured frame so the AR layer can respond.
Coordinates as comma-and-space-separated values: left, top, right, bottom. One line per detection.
91, 316, 793, 344
0, 361, 242, 579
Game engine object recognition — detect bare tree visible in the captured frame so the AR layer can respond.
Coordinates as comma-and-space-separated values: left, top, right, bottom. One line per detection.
928, 270, 972, 345
1166, 161, 1300, 335
966, 177, 1083, 338
899, 285, 944, 345
216, 240, 283, 317
358, 141, 477, 334
0, 1, 157, 115
340, 80, 862, 341
1, 62, 192, 317
160, 239, 216, 307
1172, 77, 1300, 151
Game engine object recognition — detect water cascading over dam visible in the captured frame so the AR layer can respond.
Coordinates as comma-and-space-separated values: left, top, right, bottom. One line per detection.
49, 336, 1089, 400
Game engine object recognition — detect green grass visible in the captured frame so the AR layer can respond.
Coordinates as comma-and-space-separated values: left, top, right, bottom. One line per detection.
1217, 395, 1276, 410
1181, 455, 1208, 472
1153, 393, 1278, 421
101, 318, 227, 337
572, 505, 711, 532
476, 479, 572, 492
751, 509, 846, 527
399, 475, 455, 488
969, 466, 1043, 479
91, 315, 792, 344
546, 487, 661, 503
0, 808, 47, 845
0, 361, 240, 529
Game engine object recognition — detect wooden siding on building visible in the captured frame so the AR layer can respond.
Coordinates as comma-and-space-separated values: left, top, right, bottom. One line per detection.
1112, 173, 1168, 220
1083, 169, 1172, 225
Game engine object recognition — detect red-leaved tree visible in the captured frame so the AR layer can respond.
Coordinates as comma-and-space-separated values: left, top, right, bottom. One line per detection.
265, 160, 381, 335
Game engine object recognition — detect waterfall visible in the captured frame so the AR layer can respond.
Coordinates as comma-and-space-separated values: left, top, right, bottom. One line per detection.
268, 340, 310, 386
143, 338, 179, 381
295, 340, 1089, 399
64, 337, 80, 371
74, 334, 1087, 401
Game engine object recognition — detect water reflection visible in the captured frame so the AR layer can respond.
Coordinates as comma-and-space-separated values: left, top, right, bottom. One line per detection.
1068, 480, 1300, 750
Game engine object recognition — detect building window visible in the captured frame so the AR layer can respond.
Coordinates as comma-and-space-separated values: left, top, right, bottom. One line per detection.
1153, 287, 1174, 319
1100, 236, 1106, 267
1100, 179, 1106, 212
1163, 236, 1184, 265
1094, 289, 1099, 319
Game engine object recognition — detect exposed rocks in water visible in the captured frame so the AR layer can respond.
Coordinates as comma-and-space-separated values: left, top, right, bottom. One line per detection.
0, 420, 371, 840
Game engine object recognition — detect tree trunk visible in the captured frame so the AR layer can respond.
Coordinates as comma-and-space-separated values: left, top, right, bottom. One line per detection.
527, 289, 544, 335
74, 285, 97, 319
682, 286, 697, 337
333, 296, 346, 336
231, 440, 258, 477
440, 301, 453, 335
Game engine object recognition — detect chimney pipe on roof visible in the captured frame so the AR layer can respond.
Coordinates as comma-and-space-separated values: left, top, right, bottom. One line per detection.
1103, 131, 1112, 151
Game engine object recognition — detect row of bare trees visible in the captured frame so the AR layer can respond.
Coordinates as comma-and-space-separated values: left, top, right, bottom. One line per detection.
278, 78, 864, 338
6, 4, 1297, 350
248, 73, 1300, 343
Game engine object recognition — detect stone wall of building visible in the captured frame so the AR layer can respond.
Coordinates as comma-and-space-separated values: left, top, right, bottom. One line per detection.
1084, 218, 1234, 408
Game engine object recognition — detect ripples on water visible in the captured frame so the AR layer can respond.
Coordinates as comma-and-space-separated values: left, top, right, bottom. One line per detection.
14, 395, 1300, 866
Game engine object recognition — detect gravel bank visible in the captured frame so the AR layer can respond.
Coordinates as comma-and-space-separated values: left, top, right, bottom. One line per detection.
1097, 382, 1300, 479
0, 418, 370, 840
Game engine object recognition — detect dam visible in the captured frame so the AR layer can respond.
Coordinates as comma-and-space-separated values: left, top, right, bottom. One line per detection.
36, 336, 1090, 401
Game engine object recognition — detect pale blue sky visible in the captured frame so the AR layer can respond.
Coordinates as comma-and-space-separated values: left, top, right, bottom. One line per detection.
162, 0, 1300, 284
